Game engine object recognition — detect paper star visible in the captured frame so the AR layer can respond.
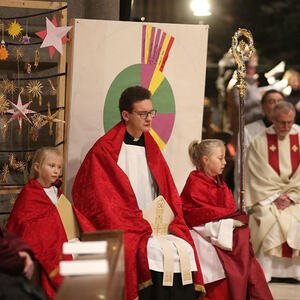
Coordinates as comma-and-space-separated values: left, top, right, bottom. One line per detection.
22, 34, 31, 44
42, 102, 65, 135
35, 16, 71, 59
6, 93, 36, 128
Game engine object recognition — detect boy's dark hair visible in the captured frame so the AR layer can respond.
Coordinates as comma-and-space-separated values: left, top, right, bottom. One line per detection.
261, 89, 285, 105
119, 86, 152, 120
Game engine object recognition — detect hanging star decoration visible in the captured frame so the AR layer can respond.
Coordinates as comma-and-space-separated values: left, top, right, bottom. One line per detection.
7, 20, 23, 39
0, 94, 9, 116
29, 126, 39, 141
26, 80, 43, 105
8, 80, 17, 95
9, 153, 17, 169
31, 112, 45, 128
9, 153, 26, 173
42, 102, 65, 135
17, 161, 26, 172
25, 152, 34, 162
1, 79, 11, 93
47, 78, 57, 95
22, 33, 30, 44
30, 113, 46, 141
0, 116, 8, 139
10, 196, 17, 206
35, 16, 71, 59
6, 93, 36, 128
13, 46, 24, 60
0, 164, 9, 184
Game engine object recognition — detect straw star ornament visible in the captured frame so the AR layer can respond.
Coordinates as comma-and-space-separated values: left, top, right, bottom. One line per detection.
6, 93, 36, 128
1, 79, 11, 93
13, 46, 24, 60
26, 80, 43, 105
1, 116, 8, 139
0, 164, 9, 184
0, 94, 9, 116
8, 81, 17, 95
42, 102, 65, 135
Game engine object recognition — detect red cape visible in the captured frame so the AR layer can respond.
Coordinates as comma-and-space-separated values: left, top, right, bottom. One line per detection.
181, 171, 273, 300
181, 171, 236, 227
7, 179, 95, 299
72, 122, 205, 300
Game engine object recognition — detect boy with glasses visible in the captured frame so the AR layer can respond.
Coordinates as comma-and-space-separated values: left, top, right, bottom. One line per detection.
72, 86, 205, 300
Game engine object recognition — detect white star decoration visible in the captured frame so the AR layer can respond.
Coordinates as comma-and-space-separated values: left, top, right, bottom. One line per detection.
40, 17, 72, 56
6, 94, 36, 128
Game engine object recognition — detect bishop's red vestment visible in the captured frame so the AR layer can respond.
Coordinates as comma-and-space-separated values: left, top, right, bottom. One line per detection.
7, 179, 95, 299
181, 170, 273, 300
72, 122, 205, 300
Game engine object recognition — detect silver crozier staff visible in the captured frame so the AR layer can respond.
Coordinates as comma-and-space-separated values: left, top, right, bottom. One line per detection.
231, 28, 254, 212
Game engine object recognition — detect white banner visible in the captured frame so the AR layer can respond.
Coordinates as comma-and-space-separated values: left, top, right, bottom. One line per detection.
65, 19, 208, 199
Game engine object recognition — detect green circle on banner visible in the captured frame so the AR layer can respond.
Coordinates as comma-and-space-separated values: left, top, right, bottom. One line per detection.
103, 63, 176, 146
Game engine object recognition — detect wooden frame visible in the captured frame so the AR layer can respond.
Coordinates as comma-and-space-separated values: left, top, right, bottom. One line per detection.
0, 1, 67, 10
63, 17, 74, 193
0, 0, 68, 195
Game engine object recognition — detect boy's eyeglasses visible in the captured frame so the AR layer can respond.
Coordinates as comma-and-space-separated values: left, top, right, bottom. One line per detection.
131, 109, 157, 119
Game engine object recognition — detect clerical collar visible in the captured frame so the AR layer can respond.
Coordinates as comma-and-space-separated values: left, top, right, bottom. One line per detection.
124, 131, 145, 146
262, 116, 272, 128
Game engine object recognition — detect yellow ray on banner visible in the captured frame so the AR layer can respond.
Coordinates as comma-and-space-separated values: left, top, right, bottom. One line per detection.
148, 34, 170, 94
149, 128, 166, 151
148, 70, 165, 95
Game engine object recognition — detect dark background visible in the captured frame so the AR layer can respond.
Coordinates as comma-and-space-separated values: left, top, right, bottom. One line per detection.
2, 0, 300, 107
121, 0, 300, 109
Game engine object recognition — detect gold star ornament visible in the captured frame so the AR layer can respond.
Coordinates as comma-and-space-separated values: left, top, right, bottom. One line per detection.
0, 164, 9, 184
0, 94, 9, 116
13, 46, 24, 60
42, 102, 65, 135
26, 80, 43, 105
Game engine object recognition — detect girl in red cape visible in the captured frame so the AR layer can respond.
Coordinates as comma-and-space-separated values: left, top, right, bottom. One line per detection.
181, 139, 273, 300
7, 147, 95, 299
